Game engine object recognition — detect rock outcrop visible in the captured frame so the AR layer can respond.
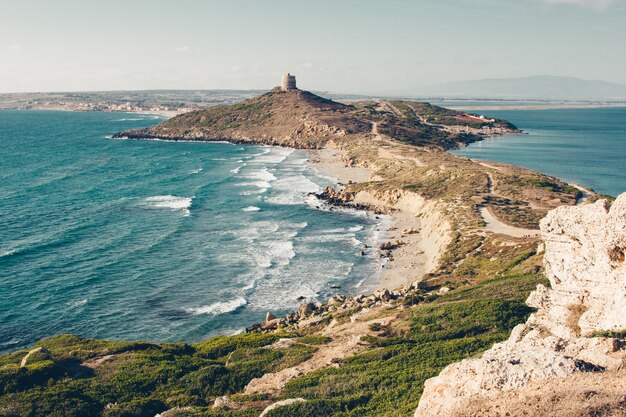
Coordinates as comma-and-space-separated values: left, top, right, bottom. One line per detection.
415, 193, 626, 417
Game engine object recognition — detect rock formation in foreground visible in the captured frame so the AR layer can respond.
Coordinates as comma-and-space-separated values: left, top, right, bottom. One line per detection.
415, 193, 626, 417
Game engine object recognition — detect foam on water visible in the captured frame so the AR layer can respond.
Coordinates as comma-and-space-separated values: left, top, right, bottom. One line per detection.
184, 297, 247, 316
230, 164, 244, 174
1, 249, 16, 257
143, 195, 193, 216
0, 110, 383, 352
68, 299, 88, 308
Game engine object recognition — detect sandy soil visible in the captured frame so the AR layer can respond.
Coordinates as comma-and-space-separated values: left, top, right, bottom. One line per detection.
308, 148, 372, 184
310, 147, 448, 292
378, 212, 432, 289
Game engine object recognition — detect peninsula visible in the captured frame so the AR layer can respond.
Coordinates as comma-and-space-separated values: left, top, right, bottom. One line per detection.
1, 75, 623, 417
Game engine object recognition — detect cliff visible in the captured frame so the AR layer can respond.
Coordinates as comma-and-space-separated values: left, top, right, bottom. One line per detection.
415, 193, 626, 417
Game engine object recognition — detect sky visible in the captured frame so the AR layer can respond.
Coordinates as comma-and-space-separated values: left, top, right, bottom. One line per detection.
1, 0, 625, 94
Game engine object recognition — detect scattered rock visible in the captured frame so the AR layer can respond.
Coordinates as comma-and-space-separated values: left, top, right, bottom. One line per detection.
296, 303, 317, 320
212, 396, 240, 410
20, 347, 51, 367
259, 398, 307, 416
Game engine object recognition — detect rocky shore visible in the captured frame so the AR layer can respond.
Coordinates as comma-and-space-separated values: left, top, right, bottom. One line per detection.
247, 278, 441, 334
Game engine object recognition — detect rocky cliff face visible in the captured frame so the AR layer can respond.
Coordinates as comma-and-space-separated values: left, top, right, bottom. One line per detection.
415, 193, 626, 417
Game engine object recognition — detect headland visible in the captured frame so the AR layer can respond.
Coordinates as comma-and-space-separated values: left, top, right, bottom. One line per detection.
2, 75, 623, 417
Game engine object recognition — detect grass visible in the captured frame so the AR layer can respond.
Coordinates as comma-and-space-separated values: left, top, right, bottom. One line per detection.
273, 273, 542, 417
0, 265, 545, 417
0, 333, 304, 417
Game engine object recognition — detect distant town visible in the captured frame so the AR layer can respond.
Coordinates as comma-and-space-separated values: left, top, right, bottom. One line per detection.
1, 89, 623, 118
0, 90, 267, 117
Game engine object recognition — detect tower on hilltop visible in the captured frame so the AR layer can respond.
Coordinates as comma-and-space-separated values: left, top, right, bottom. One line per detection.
281, 73, 297, 91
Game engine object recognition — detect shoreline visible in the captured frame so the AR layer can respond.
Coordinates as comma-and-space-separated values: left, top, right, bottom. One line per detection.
308, 147, 444, 292
0, 107, 180, 119
443, 103, 626, 111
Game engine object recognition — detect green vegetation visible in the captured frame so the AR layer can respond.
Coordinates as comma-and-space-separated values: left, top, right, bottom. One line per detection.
270, 274, 542, 417
0, 267, 545, 417
590, 330, 626, 339
0, 333, 299, 417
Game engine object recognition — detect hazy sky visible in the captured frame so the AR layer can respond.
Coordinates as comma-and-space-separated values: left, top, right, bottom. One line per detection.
1, 0, 625, 94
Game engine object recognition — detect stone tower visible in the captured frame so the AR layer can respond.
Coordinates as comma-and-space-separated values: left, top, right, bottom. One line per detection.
281, 73, 297, 91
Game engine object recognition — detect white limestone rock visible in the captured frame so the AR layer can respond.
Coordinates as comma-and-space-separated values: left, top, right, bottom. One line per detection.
415, 194, 626, 417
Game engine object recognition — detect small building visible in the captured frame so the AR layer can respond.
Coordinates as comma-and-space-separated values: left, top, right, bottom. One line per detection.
281, 73, 297, 91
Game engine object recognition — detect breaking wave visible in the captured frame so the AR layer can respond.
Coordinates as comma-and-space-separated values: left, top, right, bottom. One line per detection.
143, 195, 193, 216
184, 297, 247, 316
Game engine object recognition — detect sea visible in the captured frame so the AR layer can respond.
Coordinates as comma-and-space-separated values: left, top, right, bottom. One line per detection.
0, 110, 386, 353
449, 106, 626, 197
2, 106, 625, 353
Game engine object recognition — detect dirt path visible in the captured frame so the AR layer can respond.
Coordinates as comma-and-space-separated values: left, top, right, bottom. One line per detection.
572, 183, 592, 206
244, 312, 398, 396
479, 206, 540, 238
478, 161, 505, 172
371, 120, 379, 136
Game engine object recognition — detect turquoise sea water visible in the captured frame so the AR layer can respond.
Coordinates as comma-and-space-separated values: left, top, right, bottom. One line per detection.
0, 110, 384, 352
451, 107, 626, 197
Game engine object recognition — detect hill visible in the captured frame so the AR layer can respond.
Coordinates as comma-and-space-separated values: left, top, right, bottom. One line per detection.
413, 75, 626, 101
115, 87, 519, 149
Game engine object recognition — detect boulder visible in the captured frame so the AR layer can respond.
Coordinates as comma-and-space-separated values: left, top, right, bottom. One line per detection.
20, 347, 51, 367
259, 398, 307, 417
296, 302, 317, 319
212, 396, 240, 410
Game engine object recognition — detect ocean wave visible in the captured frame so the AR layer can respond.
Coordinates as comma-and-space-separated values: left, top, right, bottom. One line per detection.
247, 149, 272, 158
265, 174, 321, 205
0, 249, 16, 257
256, 240, 296, 268
143, 195, 193, 216
184, 297, 247, 316
252, 147, 294, 164
190, 168, 203, 174
230, 163, 245, 174
351, 236, 363, 246
242, 206, 261, 212
0, 339, 20, 347
236, 181, 272, 189
299, 233, 356, 244
67, 299, 88, 308
243, 168, 277, 182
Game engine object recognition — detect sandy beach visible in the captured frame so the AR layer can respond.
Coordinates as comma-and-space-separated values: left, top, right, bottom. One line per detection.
308, 147, 447, 291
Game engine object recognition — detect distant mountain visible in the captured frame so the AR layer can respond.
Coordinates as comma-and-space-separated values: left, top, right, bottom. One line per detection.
412, 75, 626, 101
